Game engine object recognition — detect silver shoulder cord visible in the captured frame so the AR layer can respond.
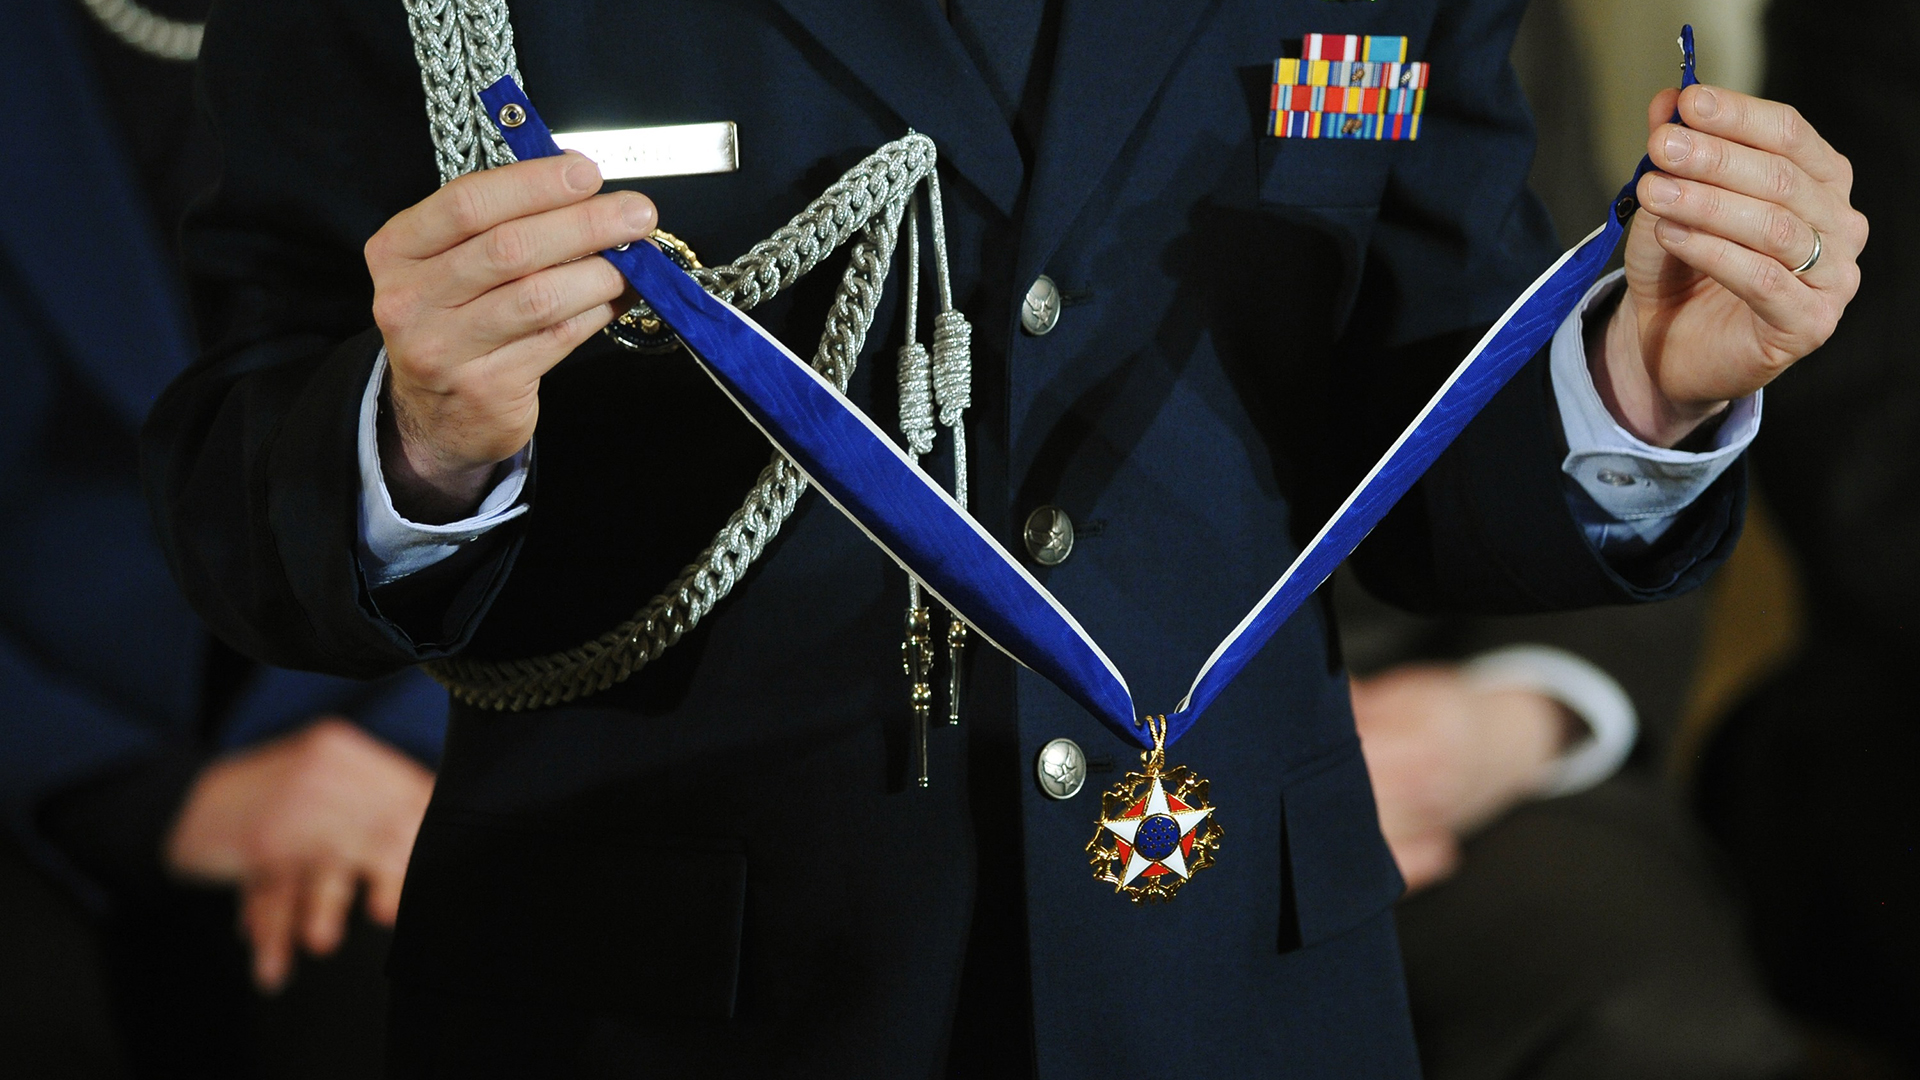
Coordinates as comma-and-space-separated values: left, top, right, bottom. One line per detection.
402, 0, 975, 759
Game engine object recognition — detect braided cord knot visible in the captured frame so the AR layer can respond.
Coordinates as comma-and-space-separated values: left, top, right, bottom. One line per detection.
930, 310, 972, 426
897, 342, 936, 455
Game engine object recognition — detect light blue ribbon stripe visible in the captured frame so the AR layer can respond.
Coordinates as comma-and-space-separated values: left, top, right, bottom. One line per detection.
478, 25, 1696, 751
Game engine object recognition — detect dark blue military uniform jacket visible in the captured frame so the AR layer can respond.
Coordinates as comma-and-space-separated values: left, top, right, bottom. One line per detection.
146, 0, 1745, 1074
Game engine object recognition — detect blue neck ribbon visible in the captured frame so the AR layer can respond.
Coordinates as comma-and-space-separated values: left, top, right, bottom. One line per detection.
479, 27, 1696, 751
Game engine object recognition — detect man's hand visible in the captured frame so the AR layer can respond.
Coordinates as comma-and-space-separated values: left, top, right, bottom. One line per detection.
365, 152, 656, 521
165, 719, 435, 994
1596, 84, 1867, 447
1351, 667, 1574, 893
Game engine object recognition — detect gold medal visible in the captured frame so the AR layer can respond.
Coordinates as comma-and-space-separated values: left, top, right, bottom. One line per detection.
1086, 716, 1223, 903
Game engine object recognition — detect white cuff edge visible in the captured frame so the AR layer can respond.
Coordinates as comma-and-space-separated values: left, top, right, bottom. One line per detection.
1460, 644, 1638, 798
357, 350, 531, 586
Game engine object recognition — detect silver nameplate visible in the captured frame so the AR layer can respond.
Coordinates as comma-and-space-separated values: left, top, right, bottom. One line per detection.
551, 122, 740, 180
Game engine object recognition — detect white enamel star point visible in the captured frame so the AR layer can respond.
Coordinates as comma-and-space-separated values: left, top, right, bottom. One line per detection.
1097, 772, 1213, 886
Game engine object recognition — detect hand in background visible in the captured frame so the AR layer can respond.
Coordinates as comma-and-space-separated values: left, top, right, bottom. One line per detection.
164, 719, 434, 993
1599, 84, 1866, 446
1351, 666, 1574, 893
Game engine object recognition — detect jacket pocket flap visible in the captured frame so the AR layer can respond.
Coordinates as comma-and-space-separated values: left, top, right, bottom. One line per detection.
1281, 746, 1404, 948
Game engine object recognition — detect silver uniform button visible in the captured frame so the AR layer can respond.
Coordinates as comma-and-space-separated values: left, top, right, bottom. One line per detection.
1036, 737, 1087, 800
1595, 468, 1637, 487
1023, 505, 1075, 567
1021, 274, 1062, 336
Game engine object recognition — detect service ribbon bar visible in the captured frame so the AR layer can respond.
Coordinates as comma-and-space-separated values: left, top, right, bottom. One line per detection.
1269, 55, 1428, 140
476, 26, 1695, 751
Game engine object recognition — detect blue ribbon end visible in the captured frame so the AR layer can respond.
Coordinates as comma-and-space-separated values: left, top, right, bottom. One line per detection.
479, 76, 563, 163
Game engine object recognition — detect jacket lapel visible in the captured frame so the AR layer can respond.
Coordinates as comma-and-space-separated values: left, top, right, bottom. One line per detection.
1017, 0, 1224, 279
0, 0, 193, 427
766, 0, 1025, 216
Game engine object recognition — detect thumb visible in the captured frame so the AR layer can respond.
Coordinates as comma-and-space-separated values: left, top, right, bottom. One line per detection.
1390, 829, 1462, 895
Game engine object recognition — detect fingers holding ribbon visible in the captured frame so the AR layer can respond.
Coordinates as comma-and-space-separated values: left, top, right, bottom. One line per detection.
1633, 84, 1866, 355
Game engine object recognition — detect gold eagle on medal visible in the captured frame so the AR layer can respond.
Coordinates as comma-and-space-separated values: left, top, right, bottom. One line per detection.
1086, 717, 1223, 903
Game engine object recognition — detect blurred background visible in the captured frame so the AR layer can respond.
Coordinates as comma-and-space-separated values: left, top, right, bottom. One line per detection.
2, 0, 1912, 1077
1354, 1, 1916, 1078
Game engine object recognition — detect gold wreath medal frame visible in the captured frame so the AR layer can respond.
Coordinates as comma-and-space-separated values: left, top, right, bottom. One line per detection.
1085, 717, 1225, 902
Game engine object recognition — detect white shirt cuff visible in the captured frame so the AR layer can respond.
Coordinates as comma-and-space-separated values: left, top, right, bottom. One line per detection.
357, 350, 530, 588
1460, 645, 1638, 798
1551, 270, 1761, 550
